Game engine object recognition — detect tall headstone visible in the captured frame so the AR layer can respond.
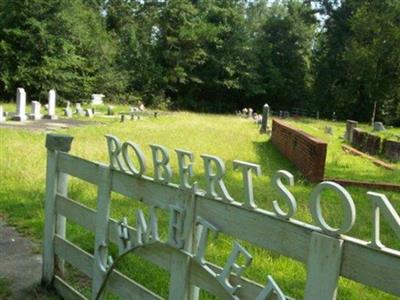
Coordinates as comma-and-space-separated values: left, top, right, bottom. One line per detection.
44, 89, 58, 120
29, 101, 42, 120
260, 103, 270, 133
344, 120, 358, 143
12, 88, 27, 121
0, 106, 5, 122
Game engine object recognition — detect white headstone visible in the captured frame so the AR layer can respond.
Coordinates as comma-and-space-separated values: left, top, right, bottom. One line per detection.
29, 101, 42, 120
373, 122, 385, 132
85, 108, 93, 118
44, 89, 58, 120
12, 88, 27, 121
76, 103, 84, 116
64, 107, 73, 118
0, 106, 5, 122
91, 94, 104, 105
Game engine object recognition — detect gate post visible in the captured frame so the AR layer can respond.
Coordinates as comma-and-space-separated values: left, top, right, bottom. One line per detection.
304, 232, 344, 300
42, 134, 74, 286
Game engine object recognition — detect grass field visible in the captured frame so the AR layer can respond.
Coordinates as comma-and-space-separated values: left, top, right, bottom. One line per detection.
0, 104, 399, 299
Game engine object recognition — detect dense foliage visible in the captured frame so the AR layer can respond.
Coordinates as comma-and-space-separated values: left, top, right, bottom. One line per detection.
0, 0, 399, 123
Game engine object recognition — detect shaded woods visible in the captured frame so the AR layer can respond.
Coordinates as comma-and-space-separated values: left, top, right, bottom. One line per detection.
0, 0, 399, 124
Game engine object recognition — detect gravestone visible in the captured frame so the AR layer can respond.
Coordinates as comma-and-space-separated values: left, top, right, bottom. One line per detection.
0, 106, 5, 122
85, 108, 93, 118
44, 89, 58, 120
345, 120, 358, 143
12, 88, 27, 121
63, 107, 73, 118
120, 114, 125, 122
107, 105, 114, 116
260, 103, 270, 133
29, 101, 42, 120
373, 122, 385, 132
75, 103, 84, 116
248, 108, 253, 118
283, 111, 290, 118
91, 94, 104, 105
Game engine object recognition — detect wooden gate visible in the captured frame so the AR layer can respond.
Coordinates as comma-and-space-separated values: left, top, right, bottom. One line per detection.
42, 134, 400, 300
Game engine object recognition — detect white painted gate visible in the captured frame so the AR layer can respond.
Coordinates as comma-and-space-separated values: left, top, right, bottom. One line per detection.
42, 134, 400, 300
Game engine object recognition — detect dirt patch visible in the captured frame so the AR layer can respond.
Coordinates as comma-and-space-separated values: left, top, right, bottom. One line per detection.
0, 118, 99, 132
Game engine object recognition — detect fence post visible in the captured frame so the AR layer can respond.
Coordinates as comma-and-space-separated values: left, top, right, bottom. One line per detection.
304, 232, 344, 300
42, 134, 74, 286
92, 165, 112, 300
168, 187, 199, 300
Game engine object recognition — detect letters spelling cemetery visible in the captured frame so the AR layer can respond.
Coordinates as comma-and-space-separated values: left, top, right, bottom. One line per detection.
41, 128, 400, 300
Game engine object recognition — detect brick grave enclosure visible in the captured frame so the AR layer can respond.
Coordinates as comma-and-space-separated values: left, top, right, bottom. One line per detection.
271, 119, 327, 182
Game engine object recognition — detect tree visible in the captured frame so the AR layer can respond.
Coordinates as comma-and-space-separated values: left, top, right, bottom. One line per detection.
255, 0, 316, 110
313, 0, 400, 124
0, 0, 121, 102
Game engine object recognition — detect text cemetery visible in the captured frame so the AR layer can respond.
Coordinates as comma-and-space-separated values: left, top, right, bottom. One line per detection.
41, 133, 400, 300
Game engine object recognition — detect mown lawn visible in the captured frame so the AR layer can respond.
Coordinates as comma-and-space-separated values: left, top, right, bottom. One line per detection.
0, 106, 399, 299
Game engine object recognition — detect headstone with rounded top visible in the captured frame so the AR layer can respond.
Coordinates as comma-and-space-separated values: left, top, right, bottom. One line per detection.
260, 103, 270, 133
12, 88, 27, 121
373, 122, 385, 132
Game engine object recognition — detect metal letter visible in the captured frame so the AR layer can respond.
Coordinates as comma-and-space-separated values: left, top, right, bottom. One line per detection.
121, 141, 146, 176
175, 149, 194, 190
150, 144, 172, 183
233, 160, 261, 209
195, 217, 219, 265
136, 207, 159, 245
201, 154, 234, 202
255, 275, 286, 300
272, 170, 297, 219
216, 242, 253, 295
310, 181, 356, 235
105, 135, 125, 171
367, 192, 400, 249
168, 205, 186, 249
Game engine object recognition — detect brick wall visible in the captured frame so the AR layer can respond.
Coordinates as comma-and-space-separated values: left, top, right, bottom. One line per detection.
352, 128, 381, 155
271, 119, 327, 182
382, 140, 400, 162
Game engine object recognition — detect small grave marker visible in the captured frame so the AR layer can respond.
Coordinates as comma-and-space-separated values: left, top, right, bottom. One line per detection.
29, 101, 42, 120
373, 122, 385, 132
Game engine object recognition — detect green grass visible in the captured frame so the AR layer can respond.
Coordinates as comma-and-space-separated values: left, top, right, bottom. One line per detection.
0, 278, 12, 299
0, 106, 399, 299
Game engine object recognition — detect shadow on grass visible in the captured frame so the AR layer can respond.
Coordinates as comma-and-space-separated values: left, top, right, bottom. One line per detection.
252, 139, 310, 185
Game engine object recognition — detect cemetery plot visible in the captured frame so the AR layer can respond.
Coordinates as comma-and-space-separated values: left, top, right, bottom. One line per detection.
42, 133, 400, 300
